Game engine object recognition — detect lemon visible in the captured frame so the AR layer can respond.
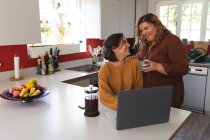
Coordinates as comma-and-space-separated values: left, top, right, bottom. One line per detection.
28, 78, 37, 86
26, 82, 35, 90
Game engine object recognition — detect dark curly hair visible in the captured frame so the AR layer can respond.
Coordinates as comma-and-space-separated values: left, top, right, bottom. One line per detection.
136, 13, 171, 47
103, 33, 123, 62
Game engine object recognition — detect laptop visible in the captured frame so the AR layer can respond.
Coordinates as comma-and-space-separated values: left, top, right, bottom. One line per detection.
104, 85, 173, 130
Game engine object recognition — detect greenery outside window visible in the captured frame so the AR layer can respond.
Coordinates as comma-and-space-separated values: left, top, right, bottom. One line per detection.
206, 1, 210, 41
38, 0, 86, 46
27, 0, 86, 58
157, 0, 210, 41
159, 4, 178, 35
180, 3, 202, 41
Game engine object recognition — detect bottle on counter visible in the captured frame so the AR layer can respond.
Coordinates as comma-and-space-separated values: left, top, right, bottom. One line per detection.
44, 51, 49, 75
40, 56, 46, 75
48, 54, 54, 74
37, 55, 41, 74
41, 61, 46, 75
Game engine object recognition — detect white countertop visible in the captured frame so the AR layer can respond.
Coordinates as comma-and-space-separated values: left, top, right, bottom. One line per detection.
189, 62, 210, 67
0, 69, 191, 140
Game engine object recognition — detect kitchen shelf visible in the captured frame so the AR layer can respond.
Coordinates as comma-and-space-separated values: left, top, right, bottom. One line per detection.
27, 44, 82, 58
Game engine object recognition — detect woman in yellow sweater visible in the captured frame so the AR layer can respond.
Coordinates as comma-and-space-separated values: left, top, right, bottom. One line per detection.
98, 33, 143, 110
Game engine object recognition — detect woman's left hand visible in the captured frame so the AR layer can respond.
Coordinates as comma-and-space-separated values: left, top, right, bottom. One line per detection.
142, 60, 157, 72
143, 60, 168, 75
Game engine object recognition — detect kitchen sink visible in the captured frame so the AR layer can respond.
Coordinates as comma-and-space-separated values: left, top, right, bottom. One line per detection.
64, 64, 100, 87
66, 64, 100, 73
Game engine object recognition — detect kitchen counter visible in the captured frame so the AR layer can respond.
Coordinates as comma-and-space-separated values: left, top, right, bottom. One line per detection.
189, 62, 210, 67
0, 68, 191, 140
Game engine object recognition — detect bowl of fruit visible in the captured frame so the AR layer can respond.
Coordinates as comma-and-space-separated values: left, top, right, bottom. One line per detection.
0, 78, 49, 103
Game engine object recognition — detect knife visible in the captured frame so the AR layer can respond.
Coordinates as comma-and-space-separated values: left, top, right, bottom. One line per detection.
54, 47, 58, 56
57, 49, 60, 56
50, 48, 53, 55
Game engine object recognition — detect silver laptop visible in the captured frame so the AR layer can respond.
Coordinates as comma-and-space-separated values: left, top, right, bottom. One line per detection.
104, 85, 173, 130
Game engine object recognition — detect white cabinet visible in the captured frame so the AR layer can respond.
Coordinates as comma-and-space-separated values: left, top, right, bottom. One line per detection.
101, 0, 135, 39
205, 68, 210, 114
86, 0, 135, 39
0, 0, 41, 45
135, 0, 148, 22
101, 0, 120, 39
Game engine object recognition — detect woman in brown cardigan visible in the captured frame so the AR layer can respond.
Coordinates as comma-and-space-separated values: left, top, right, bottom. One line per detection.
136, 13, 188, 108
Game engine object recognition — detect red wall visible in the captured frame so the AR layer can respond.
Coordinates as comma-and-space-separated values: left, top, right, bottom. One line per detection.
0, 39, 101, 72
2, 38, 210, 73
0, 38, 135, 72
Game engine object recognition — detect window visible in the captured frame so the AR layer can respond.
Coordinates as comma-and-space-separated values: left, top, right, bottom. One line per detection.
180, 2, 202, 41
39, 0, 86, 45
159, 5, 178, 35
206, 1, 210, 41
157, 0, 210, 41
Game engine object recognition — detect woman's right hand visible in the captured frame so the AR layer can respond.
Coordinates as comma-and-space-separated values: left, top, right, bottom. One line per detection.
140, 60, 150, 71
141, 60, 168, 75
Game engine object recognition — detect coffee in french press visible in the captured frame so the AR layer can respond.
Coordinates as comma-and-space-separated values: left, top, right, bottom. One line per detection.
84, 85, 100, 117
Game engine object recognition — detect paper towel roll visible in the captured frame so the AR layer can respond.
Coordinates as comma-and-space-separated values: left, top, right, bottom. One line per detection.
14, 55, 20, 79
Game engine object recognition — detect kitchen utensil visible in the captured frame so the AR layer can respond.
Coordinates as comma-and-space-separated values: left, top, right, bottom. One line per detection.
57, 49, 60, 56
54, 47, 58, 56
88, 45, 94, 57
84, 85, 100, 117
96, 46, 102, 56
50, 48, 53, 55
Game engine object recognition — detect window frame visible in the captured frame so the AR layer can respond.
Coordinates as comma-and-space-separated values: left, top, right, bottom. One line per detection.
156, 0, 209, 41
27, 0, 87, 58
39, 0, 86, 44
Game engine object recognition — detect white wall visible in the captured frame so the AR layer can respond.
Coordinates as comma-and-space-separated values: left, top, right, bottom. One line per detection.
85, 0, 101, 38
86, 0, 148, 39
120, 0, 136, 38
148, 0, 169, 13
136, 0, 148, 23
0, 0, 41, 45
0, 0, 149, 45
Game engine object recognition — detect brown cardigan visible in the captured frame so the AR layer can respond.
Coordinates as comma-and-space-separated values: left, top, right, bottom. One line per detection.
137, 33, 189, 107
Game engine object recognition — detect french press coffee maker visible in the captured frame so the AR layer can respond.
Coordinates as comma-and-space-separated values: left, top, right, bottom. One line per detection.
84, 85, 100, 117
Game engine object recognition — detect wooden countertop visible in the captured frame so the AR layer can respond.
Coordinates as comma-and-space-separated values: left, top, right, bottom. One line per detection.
0, 68, 191, 140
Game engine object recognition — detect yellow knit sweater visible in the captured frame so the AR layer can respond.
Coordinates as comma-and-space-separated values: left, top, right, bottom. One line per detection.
98, 57, 143, 110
